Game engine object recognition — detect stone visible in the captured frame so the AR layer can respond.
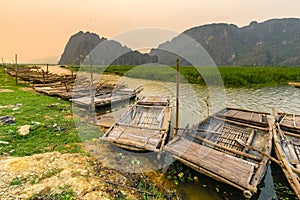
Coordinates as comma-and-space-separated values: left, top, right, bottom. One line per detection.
18, 125, 31, 136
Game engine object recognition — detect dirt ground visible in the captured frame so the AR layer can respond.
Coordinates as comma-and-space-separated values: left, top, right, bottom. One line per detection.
0, 151, 140, 199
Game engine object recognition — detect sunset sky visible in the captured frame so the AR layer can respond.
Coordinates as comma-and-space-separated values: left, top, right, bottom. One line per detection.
1, 0, 300, 63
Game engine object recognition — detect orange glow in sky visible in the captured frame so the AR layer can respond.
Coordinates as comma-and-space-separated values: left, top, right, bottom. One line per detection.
1, 0, 300, 63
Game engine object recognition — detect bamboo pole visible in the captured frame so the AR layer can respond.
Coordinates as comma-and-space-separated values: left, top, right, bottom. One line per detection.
237, 138, 300, 175
236, 139, 279, 164
15, 54, 18, 85
46, 63, 49, 76
174, 59, 179, 136
189, 132, 261, 161
42, 70, 45, 86
116, 122, 166, 131
284, 131, 300, 139
213, 116, 268, 131
89, 56, 95, 112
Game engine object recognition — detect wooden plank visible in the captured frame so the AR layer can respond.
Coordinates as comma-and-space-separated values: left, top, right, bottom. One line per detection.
217, 109, 269, 127
284, 131, 300, 139
226, 109, 239, 117
214, 116, 268, 131
173, 155, 257, 194
172, 132, 260, 161
249, 112, 254, 121
107, 126, 161, 138
165, 138, 256, 189
116, 122, 166, 131
168, 139, 257, 171
226, 107, 270, 115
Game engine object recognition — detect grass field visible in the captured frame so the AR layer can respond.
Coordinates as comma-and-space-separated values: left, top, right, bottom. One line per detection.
67, 65, 300, 87
0, 67, 84, 156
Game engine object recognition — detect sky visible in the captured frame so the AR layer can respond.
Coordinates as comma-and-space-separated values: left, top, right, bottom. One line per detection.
1, 0, 300, 63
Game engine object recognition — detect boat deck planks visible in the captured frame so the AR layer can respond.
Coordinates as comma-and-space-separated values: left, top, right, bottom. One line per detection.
164, 137, 255, 189
104, 126, 162, 151
138, 96, 169, 105
100, 96, 171, 152
221, 108, 267, 125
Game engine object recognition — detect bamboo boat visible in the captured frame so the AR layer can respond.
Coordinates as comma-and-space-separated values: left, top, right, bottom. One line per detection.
100, 96, 171, 152
6, 66, 75, 84
34, 78, 120, 100
164, 107, 273, 198
273, 112, 300, 198
71, 87, 143, 108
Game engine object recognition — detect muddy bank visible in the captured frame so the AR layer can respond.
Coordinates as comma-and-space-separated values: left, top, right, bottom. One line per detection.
0, 150, 181, 200
0, 152, 137, 199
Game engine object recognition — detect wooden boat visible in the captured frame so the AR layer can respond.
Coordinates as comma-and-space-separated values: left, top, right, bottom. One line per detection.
100, 96, 171, 152
71, 87, 143, 108
34, 79, 116, 100
273, 112, 300, 198
6, 66, 75, 84
164, 108, 273, 198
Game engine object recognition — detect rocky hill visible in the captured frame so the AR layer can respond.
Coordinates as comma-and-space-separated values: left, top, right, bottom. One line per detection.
60, 18, 300, 66
59, 31, 157, 65
151, 18, 300, 66
59, 31, 105, 65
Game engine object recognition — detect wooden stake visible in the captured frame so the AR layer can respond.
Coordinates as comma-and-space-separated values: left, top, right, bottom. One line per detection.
15, 54, 18, 85
42, 70, 45, 86
174, 59, 179, 136
89, 56, 95, 112
46, 63, 49, 77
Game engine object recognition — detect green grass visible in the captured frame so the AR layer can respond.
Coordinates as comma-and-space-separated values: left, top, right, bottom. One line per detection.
66, 65, 300, 87
0, 66, 84, 156
218, 66, 300, 87
29, 184, 75, 200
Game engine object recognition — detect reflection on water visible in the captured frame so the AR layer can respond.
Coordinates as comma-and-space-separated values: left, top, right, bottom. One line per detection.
102, 76, 300, 199
117, 76, 300, 125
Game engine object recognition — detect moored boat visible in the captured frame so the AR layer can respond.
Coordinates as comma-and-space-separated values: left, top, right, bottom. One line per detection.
99, 96, 172, 152
71, 86, 143, 108
164, 107, 273, 198
273, 112, 300, 198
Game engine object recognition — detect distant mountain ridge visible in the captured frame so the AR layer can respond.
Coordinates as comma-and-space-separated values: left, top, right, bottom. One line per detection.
59, 18, 300, 66
151, 18, 300, 66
